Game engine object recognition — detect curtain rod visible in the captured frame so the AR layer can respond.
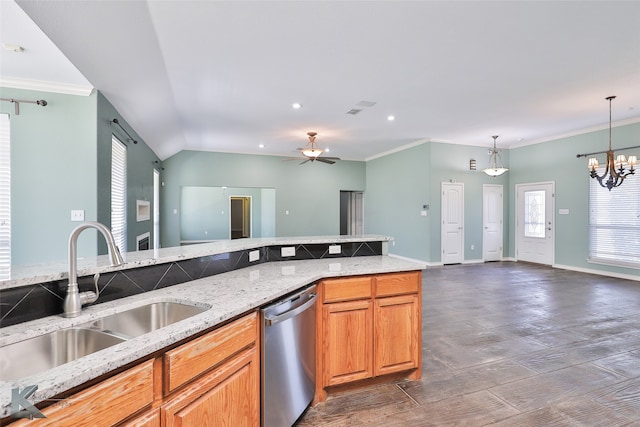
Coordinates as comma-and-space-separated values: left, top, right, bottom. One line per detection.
0, 97, 47, 115
111, 118, 138, 144
576, 144, 640, 158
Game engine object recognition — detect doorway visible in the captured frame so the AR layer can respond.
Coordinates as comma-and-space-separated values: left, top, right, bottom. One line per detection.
441, 182, 464, 264
340, 191, 364, 235
230, 196, 251, 239
483, 184, 503, 261
516, 182, 555, 265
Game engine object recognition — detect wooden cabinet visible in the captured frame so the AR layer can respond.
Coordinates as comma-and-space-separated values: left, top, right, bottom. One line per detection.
317, 271, 421, 402
161, 347, 259, 427
118, 409, 161, 427
323, 299, 373, 386
9, 359, 155, 427
5, 312, 259, 427
161, 314, 260, 427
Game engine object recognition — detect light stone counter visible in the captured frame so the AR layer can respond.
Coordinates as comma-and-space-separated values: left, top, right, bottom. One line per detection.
0, 255, 424, 418
0, 235, 390, 289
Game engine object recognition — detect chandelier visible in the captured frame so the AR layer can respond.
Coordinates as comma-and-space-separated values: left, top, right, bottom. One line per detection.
577, 96, 637, 191
482, 135, 508, 177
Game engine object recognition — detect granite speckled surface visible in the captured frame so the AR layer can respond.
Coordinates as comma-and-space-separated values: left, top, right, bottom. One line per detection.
0, 254, 424, 417
0, 235, 390, 289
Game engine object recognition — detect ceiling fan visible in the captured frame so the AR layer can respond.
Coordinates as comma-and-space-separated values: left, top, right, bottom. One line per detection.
289, 132, 341, 164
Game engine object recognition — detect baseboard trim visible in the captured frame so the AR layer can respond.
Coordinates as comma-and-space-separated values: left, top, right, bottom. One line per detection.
553, 263, 640, 282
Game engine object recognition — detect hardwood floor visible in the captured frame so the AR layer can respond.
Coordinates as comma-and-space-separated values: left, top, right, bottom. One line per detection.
297, 262, 640, 426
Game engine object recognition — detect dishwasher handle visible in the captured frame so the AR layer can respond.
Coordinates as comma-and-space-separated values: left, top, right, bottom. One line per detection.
264, 292, 317, 326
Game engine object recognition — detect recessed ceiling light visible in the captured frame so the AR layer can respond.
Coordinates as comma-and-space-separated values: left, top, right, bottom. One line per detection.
3, 44, 24, 53
292, 103, 302, 109
325, 148, 331, 153
258, 144, 265, 148
387, 115, 395, 121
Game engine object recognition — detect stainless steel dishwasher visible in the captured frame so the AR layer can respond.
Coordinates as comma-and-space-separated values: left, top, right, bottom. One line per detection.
261, 284, 317, 427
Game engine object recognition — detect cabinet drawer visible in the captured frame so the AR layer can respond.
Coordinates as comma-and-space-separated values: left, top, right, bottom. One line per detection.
322, 276, 373, 303
375, 272, 421, 297
10, 359, 154, 427
164, 312, 257, 395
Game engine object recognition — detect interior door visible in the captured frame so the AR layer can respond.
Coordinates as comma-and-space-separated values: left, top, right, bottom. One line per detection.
483, 184, 503, 261
441, 182, 464, 264
516, 182, 555, 265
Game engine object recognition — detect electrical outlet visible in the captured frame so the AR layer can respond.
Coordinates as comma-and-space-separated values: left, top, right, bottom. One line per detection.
281, 247, 296, 257
249, 250, 260, 262
329, 245, 341, 254
71, 210, 85, 221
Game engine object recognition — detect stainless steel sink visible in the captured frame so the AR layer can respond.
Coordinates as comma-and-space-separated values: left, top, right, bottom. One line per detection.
0, 301, 207, 381
0, 328, 126, 380
82, 302, 208, 339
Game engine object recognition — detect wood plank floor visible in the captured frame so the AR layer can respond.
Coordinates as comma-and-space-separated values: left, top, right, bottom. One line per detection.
297, 262, 640, 426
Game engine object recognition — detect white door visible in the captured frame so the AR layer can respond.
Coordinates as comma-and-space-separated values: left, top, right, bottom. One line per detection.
516, 182, 555, 265
483, 184, 503, 261
441, 182, 464, 264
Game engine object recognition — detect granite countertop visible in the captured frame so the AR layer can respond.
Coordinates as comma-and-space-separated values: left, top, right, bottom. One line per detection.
0, 255, 425, 417
1, 234, 391, 289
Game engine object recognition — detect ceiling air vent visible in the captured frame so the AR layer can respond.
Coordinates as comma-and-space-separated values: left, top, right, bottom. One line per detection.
346, 109, 362, 115
356, 100, 377, 107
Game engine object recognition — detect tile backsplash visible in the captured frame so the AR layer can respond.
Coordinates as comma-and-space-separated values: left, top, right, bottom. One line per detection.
0, 241, 382, 327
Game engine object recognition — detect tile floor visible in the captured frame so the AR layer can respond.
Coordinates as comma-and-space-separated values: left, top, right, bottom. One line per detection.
297, 262, 640, 426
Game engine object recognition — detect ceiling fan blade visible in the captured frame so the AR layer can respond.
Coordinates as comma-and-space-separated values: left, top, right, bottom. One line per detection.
316, 158, 336, 164
321, 156, 341, 160
300, 159, 310, 165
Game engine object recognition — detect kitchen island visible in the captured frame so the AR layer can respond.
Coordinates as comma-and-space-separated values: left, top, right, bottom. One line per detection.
0, 236, 425, 423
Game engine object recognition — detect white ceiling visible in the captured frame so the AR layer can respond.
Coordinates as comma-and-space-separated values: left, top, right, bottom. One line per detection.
2, 1, 639, 161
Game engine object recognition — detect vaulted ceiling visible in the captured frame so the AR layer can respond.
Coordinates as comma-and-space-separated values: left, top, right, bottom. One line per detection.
2, 1, 639, 161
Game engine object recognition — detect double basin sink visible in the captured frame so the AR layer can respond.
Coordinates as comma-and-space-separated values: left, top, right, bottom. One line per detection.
0, 302, 208, 381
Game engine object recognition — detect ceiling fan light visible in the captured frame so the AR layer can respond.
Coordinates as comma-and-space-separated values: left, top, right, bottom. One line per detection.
302, 148, 323, 157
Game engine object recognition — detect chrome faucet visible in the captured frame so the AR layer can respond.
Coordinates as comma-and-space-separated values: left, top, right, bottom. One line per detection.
63, 222, 124, 318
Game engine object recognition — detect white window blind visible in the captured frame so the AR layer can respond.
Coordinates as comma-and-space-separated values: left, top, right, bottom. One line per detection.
589, 173, 640, 268
0, 114, 10, 279
111, 136, 127, 253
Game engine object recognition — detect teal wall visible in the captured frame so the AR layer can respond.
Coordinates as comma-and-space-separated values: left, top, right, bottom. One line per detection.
365, 144, 431, 261
180, 186, 271, 241
96, 92, 160, 254
1, 87, 97, 265
1, 87, 160, 265
365, 142, 510, 263
160, 151, 366, 247
509, 122, 640, 278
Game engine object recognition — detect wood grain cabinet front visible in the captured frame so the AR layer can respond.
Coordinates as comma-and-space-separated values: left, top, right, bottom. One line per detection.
316, 271, 422, 402
161, 347, 259, 427
8, 359, 155, 427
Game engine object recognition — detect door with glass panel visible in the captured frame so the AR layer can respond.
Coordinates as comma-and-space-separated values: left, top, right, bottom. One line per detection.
516, 182, 555, 265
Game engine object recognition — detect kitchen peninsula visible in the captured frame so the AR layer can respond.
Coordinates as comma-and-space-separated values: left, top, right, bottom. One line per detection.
0, 235, 426, 424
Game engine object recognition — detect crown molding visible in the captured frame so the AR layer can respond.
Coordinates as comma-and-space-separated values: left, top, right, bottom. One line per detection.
365, 138, 431, 161
508, 116, 640, 149
0, 77, 94, 96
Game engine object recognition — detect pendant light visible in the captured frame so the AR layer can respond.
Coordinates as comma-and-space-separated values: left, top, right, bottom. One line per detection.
482, 135, 508, 177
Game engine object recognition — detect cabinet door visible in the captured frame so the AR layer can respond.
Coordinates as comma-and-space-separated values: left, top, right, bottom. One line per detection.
374, 294, 420, 376
162, 347, 259, 427
322, 299, 373, 386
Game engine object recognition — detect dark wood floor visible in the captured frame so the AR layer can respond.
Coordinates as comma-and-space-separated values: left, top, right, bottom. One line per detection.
297, 262, 640, 426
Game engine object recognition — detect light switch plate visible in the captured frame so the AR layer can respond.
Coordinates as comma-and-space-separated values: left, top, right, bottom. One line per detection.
329, 245, 341, 254
249, 250, 260, 262
281, 247, 296, 257
71, 210, 85, 221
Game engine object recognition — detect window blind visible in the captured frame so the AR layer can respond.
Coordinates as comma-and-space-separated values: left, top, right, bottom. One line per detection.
111, 136, 127, 254
589, 172, 640, 268
0, 114, 10, 279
